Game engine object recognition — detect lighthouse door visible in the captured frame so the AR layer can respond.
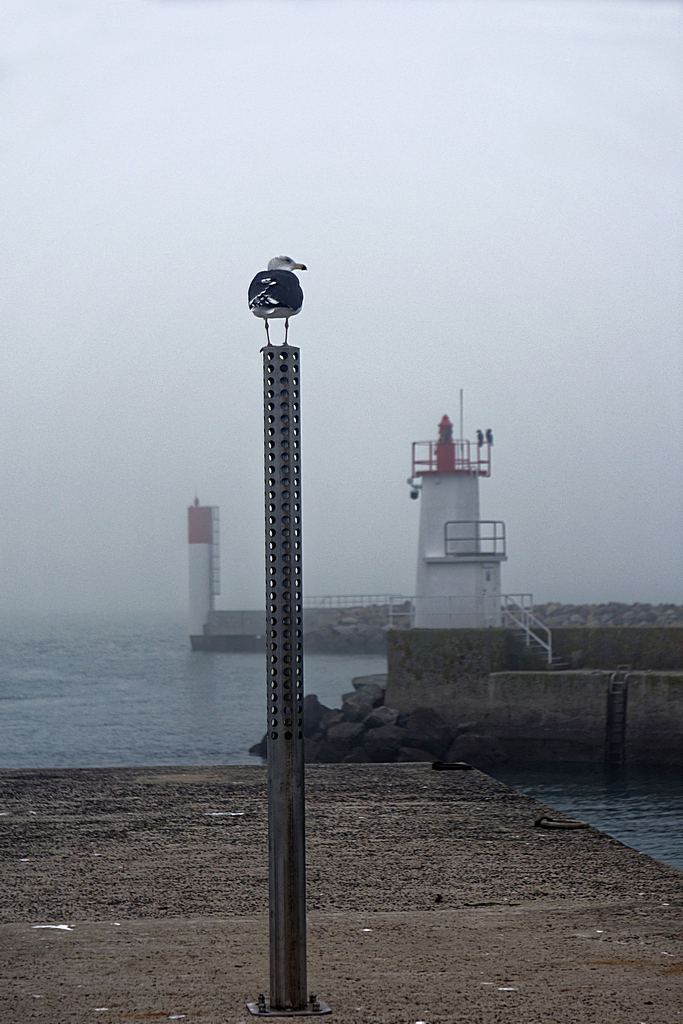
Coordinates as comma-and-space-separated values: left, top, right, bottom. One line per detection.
481, 564, 497, 627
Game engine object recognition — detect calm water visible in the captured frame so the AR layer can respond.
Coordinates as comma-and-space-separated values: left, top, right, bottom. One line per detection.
0, 615, 681, 871
0, 614, 386, 769
489, 762, 683, 872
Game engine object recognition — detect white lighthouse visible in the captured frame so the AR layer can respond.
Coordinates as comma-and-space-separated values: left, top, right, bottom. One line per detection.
188, 499, 220, 642
410, 415, 506, 628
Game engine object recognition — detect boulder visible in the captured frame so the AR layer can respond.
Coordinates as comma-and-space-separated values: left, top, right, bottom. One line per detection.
249, 734, 268, 759
314, 739, 350, 763
326, 720, 366, 748
352, 674, 388, 692
304, 737, 325, 763
341, 689, 380, 722
361, 724, 406, 762
396, 746, 434, 762
303, 694, 335, 738
402, 707, 452, 758
341, 747, 370, 763
321, 711, 345, 735
343, 685, 383, 706
363, 705, 399, 729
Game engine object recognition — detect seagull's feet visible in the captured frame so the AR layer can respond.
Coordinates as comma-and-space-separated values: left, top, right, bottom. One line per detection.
283, 318, 290, 346
260, 319, 273, 352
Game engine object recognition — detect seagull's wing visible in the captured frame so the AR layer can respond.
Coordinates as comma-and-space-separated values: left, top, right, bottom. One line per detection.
249, 270, 303, 314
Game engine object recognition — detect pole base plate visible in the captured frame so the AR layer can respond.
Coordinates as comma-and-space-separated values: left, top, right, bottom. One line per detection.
247, 998, 331, 1016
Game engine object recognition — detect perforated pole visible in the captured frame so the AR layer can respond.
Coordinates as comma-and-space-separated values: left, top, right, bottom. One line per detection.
248, 346, 329, 1017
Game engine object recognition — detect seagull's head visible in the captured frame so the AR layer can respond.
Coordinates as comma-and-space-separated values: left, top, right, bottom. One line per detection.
267, 256, 307, 272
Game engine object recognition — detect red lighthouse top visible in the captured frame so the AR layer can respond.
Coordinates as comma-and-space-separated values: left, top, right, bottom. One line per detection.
188, 500, 214, 544
412, 415, 491, 477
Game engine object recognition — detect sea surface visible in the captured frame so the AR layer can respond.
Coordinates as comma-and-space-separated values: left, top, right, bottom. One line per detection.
489, 762, 683, 873
0, 614, 681, 871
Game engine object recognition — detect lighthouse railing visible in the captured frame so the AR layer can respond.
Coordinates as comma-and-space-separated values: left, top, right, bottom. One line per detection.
412, 439, 491, 477
444, 520, 506, 557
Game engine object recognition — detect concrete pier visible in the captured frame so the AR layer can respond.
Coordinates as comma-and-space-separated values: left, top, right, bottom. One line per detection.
387, 629, 683, 765
1, 763, 681, 1022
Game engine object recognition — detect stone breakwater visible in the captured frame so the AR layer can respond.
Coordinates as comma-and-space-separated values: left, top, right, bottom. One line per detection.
304, 604, 408, 654
249, 674, 479, 765
533, 602, 683, 627
301, 602, 683, 654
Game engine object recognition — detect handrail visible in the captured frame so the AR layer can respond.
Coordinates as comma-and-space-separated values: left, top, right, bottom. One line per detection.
501, 595, 553, 664
303, 594, 407, 609
412, 439, 491, 477
302, 594, 553, 661
444, 520, 506, 557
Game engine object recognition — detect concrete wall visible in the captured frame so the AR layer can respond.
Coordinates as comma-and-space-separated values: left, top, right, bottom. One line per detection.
550, 627, 683, 670
387, 628, 546, 693
386, 630, 683, 765
626, 673, 683, 764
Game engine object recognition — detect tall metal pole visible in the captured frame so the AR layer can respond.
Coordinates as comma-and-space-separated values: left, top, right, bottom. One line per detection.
248, 343, 329, 1017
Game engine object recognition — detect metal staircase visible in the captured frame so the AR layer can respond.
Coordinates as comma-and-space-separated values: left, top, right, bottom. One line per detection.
500, 594, 569, 668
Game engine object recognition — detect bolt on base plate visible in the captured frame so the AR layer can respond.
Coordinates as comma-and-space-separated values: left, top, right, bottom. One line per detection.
247, 994, 331, 1016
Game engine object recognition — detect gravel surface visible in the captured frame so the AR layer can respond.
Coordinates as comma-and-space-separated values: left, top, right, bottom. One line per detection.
1, 763, 681, 1022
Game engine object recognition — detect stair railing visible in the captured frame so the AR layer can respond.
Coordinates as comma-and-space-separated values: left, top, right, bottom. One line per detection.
501, 594, 553, 664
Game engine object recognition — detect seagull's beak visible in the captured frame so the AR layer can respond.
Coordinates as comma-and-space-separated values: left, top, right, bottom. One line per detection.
294, 263, 307, 271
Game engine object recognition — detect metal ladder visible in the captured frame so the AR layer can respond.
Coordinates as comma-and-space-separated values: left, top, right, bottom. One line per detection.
605, 665, 630, 765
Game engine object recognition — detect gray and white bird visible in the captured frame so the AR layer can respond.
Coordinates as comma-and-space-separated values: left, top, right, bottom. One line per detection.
248, 256, 307, 346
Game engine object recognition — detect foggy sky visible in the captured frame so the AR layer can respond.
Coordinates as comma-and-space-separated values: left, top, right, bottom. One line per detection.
1, 0, 681, 617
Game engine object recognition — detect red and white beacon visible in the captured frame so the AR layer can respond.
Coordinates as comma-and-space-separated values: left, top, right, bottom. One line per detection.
187, 498, 220, 642
409, 416, 506, 628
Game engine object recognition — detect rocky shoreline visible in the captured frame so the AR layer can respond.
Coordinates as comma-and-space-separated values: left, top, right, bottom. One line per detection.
249, 673, 493, 765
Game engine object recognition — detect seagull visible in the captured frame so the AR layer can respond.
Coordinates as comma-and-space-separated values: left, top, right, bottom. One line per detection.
486, 428, 493, 446
476, 430, 484, 447
248, 256, 307, 346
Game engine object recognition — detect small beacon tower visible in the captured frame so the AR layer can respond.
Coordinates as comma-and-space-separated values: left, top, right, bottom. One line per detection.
187, 499, 220, 641
410, 416, 506, 628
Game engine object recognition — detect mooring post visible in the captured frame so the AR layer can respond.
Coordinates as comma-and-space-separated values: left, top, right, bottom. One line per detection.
248, 344, 329, 1017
